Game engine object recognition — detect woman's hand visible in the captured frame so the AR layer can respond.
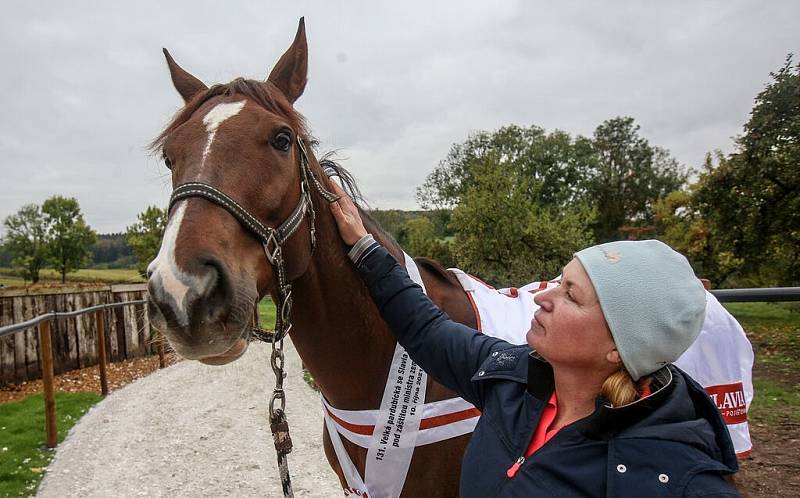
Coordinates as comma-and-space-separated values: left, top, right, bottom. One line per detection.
328, 181, 368, 246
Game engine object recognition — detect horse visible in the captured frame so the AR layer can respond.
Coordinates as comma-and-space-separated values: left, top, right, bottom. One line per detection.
147, 19, 479, 497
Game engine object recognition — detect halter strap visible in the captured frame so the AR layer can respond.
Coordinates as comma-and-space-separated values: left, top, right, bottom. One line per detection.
167, 137, 338, 263
168, 182, 310, 249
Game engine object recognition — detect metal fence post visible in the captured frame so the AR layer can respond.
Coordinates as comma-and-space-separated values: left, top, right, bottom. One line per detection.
95, 310, 109, 396
38, 319, 57, 449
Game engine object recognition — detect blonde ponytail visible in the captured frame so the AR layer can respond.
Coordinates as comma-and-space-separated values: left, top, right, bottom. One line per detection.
601, 367, 650, 407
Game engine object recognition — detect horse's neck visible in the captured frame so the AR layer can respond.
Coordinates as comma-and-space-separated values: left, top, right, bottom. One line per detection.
288, 204, 404, 410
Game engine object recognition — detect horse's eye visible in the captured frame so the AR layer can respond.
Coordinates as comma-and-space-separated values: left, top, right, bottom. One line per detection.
163, 154, 173, 170
272, 131, 293, 152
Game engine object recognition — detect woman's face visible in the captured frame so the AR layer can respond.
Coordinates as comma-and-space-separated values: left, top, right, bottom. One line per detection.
527, 258, 618, 370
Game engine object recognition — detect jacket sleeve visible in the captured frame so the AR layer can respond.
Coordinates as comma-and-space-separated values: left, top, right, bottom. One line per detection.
356, 243, 510, 409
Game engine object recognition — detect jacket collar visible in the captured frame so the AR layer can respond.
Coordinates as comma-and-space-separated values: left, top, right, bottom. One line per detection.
525, 351, 676, 439
526, 350, 555, 400
580, 366, 675, 439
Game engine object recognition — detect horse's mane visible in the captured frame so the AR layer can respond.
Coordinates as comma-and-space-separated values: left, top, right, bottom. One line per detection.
150, 78, 310, 152
319, 156, 404, 256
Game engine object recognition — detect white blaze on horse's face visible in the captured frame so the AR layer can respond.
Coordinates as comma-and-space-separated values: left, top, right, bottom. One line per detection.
147, 201, 212, 326
148, 100, 247, 326
201, 100, 246, 169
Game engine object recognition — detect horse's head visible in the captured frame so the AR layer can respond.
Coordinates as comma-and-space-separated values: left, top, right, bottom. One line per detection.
147, 19, 317, 364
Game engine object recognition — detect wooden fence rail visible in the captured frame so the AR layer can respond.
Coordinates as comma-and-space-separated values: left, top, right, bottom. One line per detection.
0, 284, 151, 385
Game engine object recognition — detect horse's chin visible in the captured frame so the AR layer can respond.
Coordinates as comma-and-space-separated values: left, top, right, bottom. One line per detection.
160, 324, 251, 365
198, 337, 249, 365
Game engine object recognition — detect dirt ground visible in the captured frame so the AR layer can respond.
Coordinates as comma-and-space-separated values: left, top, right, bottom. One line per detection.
737, 420, 800, 496
734, 361, 800, 497
0, 354, 179, 404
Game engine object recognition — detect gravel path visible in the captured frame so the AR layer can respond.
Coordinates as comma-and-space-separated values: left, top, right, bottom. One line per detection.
36, 340, 342, 497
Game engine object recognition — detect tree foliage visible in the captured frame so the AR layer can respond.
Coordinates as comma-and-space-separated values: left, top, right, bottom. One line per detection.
42, 196, 97, 283
1, 204, 48, 283
653, 177, 743, 287
693, 55, 800, 286
90, 233, 136, 268
590, 117, 688, 241
417, 121, 688, 284
417, 125, 596, 211
448, 151, 595, 286
126, 206, 167, 278
399, 217, 456, 268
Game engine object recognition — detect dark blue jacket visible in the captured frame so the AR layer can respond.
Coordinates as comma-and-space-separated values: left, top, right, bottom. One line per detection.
357, 245, 740, 497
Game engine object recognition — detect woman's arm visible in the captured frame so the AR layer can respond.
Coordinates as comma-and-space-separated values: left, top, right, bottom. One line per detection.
329, 184, 508, 408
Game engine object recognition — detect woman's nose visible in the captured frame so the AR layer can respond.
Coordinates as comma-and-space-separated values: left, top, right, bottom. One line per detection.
533, 287, 555, 311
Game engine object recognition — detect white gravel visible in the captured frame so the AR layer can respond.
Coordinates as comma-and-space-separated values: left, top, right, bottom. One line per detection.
36, 340, 342, 497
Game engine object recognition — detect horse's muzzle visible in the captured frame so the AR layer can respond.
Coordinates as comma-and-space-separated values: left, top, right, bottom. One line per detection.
147, 256, 251, 362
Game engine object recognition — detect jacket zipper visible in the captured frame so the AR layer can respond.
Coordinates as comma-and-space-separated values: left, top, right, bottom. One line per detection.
506, 456, 525, 478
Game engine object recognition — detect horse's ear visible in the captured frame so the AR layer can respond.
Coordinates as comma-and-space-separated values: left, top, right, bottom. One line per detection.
162, 48, 208, 103
267, 18, 308, 103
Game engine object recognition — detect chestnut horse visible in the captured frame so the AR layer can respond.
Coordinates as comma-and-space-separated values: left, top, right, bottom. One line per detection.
147, 19, 477, 497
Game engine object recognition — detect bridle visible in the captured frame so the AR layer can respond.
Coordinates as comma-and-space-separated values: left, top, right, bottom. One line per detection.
168, 136, 338, 344
167, 136, 338, 498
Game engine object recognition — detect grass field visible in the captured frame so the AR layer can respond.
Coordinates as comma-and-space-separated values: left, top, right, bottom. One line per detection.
0, 392, 102, 498
0, 268, 144, 287
257, 298, 277, 330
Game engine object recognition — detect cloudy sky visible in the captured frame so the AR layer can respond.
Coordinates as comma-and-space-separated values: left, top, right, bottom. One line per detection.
1, 1, 797, 234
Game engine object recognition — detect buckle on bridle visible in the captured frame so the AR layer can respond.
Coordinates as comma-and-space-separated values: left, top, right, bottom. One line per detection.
263, 231, 282, 265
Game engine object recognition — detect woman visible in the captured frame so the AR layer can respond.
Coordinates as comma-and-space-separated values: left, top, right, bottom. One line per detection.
329, 184, 739, 497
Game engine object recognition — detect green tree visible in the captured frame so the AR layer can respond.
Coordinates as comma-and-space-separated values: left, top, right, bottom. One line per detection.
42, 196, 96, 283
417, 125, 596, 210
126, 206, 167, 278
589, 117, 688, 241
450, 152, 595, 286
417, 125, 598, 285
89, 233, 136, 268
1, 204, 48, 283
653, 179, 743, 287
400, 217, 456, 268
693, 55, 800, 286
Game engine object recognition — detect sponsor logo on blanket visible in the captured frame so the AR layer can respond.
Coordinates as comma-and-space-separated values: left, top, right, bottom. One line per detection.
705, 382, 748, 424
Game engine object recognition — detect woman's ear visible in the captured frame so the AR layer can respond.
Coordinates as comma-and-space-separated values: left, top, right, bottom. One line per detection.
606, 349, 622, 365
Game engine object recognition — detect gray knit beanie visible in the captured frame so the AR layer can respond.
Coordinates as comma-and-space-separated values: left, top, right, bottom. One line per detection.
574, 240, 706, 381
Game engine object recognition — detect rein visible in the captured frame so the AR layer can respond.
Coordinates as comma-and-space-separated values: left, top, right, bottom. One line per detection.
167, 137, 338, 498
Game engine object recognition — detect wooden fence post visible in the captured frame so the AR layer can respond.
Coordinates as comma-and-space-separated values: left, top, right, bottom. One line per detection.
38, 319, 57, 449
95, 310, 109, 396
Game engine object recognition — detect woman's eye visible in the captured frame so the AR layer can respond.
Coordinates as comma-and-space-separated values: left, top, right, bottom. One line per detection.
272, 131, 293, 152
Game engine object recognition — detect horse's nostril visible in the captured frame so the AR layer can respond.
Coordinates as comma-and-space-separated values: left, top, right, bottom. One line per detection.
196, 258, 232, 321
202, 260, 224, 291
146, 260, 158, 280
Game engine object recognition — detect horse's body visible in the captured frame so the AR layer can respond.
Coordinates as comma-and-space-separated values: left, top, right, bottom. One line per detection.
147, 19, 479, 497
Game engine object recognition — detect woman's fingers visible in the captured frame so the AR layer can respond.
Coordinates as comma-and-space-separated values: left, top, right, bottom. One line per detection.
327, 181, 368, 246
330, 197, 345, 220
330, 182, 357, 214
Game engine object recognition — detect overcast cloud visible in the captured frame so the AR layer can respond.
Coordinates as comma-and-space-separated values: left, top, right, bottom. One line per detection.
0, 1, 797, 233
